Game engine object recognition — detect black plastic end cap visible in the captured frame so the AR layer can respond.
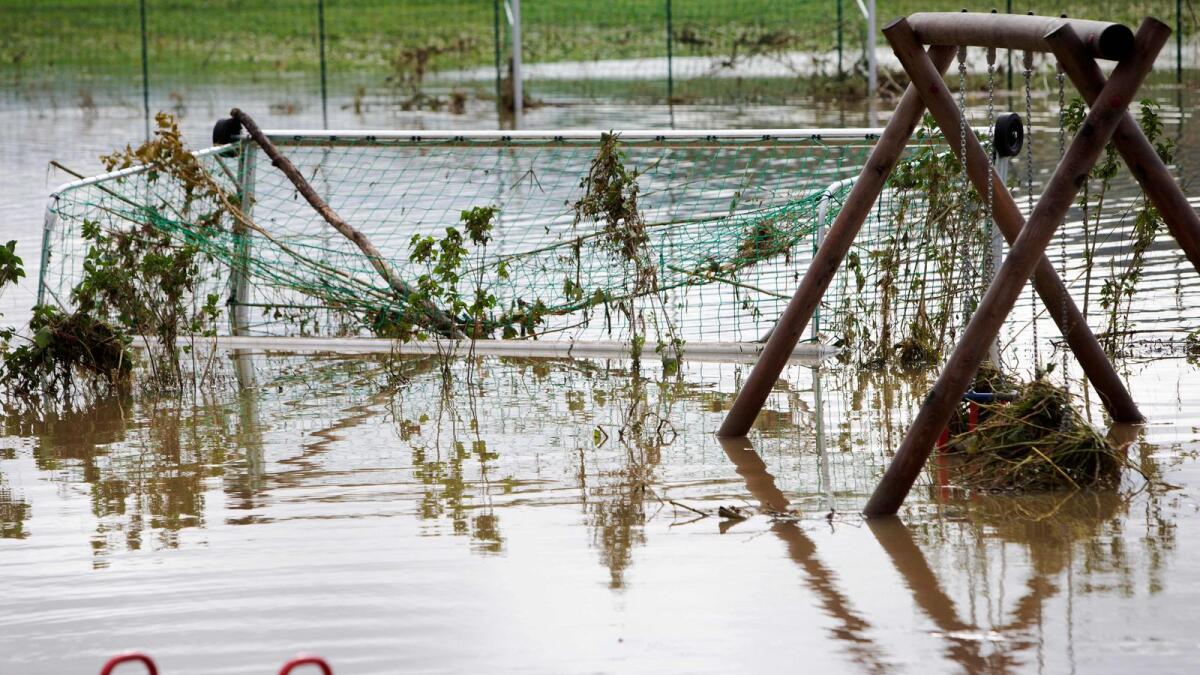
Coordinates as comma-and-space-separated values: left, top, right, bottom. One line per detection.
993, 112, 1023, 158
212, 117, 243, 145
1096, 23, 1136, 62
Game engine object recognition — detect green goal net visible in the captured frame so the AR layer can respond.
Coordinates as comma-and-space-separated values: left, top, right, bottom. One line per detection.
40, 125, 988, 360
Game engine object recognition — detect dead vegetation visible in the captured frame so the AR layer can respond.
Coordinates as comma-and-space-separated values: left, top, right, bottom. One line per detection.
944, 378, 1130, 492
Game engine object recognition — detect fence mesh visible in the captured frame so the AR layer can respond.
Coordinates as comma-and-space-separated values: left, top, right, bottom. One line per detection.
2, 2, 1193, 113
37, 116, 1200, 365
43, 129, 966, 348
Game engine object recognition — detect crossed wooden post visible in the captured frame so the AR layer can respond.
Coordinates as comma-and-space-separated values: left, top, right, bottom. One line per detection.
715, 13, 1199, 516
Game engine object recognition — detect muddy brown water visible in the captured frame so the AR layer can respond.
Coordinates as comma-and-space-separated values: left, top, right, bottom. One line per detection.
1, 354, 1197, 673
3, 80, 1200, 673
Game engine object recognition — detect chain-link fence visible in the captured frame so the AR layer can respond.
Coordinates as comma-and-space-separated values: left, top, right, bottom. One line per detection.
1, 1, 1194, 128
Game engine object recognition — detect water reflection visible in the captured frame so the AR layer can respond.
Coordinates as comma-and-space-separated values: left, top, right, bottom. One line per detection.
870, 515, 1030, 673
584, 366, 682, 589
0, 351, 1193, 672
3, 350, 1174, 581
223, 385, 266, 519
721, 436, 889, 673
721, 431, 1180, 675
375, 355, 794, 587
391, 358, 507, 554
0, 393, 238, 565
0, 466, 28, 539
3, 394, 132, 470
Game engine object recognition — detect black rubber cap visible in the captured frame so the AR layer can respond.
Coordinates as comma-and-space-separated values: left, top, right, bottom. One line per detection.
212, 117, 242, 145
993, 112, 1023, 158
1096, 23, 1136, 62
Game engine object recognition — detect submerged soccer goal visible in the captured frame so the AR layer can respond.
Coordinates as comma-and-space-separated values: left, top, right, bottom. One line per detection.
38, 124, 976, 361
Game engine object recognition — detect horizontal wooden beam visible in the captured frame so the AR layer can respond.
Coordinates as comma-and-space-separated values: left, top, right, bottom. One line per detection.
902, 12, 1134, 60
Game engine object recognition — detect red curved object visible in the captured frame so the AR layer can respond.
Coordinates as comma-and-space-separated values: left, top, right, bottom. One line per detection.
279, 655, 334, 675
99, 653, 159, 675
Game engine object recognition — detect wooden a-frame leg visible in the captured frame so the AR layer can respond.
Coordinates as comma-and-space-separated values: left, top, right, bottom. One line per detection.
885, 22, 1141, 423
1052, 29, 1200, 277
718, 437, 887, 671
716, 45, 957, 438
864, 18, 1170, 517
868, 517, 1004, 671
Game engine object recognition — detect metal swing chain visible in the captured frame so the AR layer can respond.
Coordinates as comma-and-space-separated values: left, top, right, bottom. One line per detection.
984, 47, 997, 288
1057, 66, 1067, 159
1023, 49, 1041, 370
957, 45, 972, 333
1057, 62, 1070, 388
958, 45, 969, 172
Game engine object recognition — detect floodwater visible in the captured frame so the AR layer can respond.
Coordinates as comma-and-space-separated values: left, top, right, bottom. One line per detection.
3, 75, 1200, 673
1, 353, 1198, 673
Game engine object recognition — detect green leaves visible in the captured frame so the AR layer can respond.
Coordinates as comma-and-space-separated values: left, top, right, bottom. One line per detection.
571, 133, 683, 368
1186, 328, 1200, 365
1071, 97, 1172, 356
563, 277, 585, 302
401, 205, 516, 341
0, 240, 25, 289
1, 305, 132, 405
32, 327, 51, 349
1139, 98, 1174, 165
409, 233, 436, 263
574, 132, 649, 263
70, 115, 227, 391
461, 206, 497, 246
835, 115, 990, 368
0, 240, 26, 348
1062, 96, 1086, 134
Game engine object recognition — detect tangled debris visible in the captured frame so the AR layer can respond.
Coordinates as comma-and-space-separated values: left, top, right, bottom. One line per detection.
945, 378, 1127, 491
1, 306, 132, 403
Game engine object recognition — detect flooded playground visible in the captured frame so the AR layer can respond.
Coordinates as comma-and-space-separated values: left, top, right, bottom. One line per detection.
1, 351, 1197, 672
4, 8, 1200, 675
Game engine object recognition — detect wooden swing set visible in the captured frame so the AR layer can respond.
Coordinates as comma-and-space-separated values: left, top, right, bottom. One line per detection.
717, 12, 1200, 516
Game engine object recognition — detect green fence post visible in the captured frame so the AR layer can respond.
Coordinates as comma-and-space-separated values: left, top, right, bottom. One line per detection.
861, 16, 867, 86
511, 0, 523, 128
493, 0, 503, 102
1005, 0, 1013, 90
318, 0, 329, 128
139, 0, 150, 141
665, 0, 674, 103
837, 0, 844, 77
1178, 0, 1184, 85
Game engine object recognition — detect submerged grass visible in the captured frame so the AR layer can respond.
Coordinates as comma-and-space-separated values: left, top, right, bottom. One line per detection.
1, 0, 1184, 85
946, 378, 1127, 492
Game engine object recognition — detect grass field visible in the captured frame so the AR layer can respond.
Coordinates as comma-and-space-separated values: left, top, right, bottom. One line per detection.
0, 0, 1187, 88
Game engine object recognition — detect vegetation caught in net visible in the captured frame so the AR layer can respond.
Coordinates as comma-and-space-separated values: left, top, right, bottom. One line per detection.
831, 118, 993, 369
943, 378, 1129, 491
30, 99, 1196, 398
45, 119, 922, 351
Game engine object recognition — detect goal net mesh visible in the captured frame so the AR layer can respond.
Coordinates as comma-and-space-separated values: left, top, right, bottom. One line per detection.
41, 128, 989, 355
